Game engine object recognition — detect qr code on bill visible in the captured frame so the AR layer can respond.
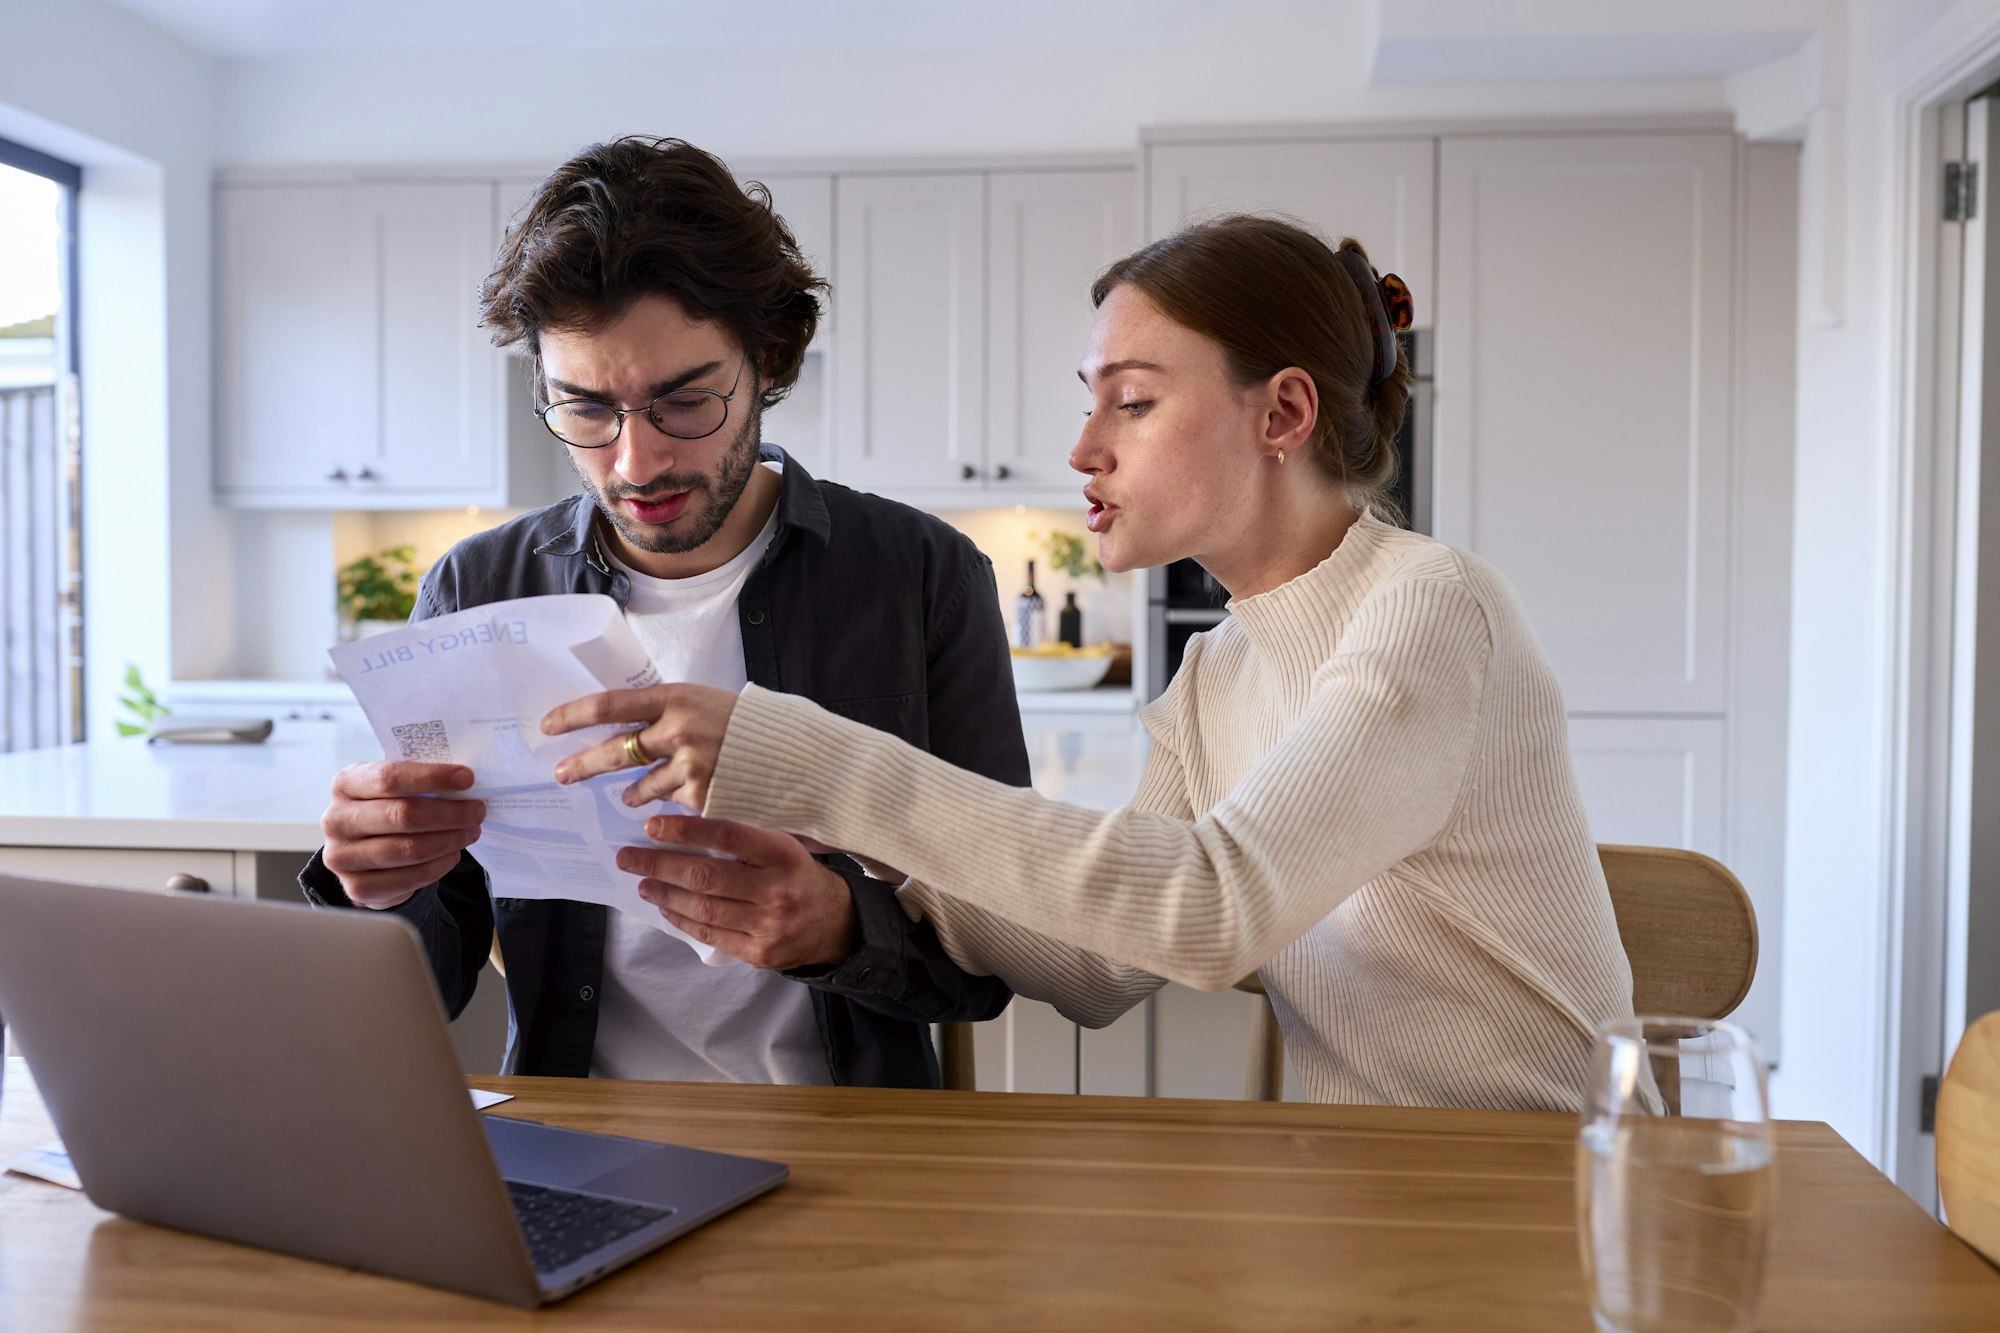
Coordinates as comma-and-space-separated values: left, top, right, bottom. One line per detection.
391, 719, 451, 763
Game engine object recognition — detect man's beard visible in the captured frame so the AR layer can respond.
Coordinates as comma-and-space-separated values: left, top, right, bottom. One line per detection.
573, 397, 763, 556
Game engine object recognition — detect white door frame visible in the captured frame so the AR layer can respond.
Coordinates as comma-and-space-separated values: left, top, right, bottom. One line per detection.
1881, 10, 2000, 1203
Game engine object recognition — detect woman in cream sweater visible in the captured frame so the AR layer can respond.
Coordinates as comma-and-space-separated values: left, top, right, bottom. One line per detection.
549, 216, 1637, 1112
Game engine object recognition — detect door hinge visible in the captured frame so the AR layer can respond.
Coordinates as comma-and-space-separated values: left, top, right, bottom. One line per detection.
1945, 161, 1977, 223
1920, 1073, 1941, 1134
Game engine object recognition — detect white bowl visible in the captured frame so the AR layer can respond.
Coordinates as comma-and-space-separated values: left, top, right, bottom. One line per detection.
1010, 651, 1114, 692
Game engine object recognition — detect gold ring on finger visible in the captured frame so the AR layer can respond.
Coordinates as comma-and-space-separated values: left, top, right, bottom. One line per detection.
622, 729, 653, 769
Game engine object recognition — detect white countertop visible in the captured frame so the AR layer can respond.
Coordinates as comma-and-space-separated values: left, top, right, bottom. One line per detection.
0, 720, 1149, 853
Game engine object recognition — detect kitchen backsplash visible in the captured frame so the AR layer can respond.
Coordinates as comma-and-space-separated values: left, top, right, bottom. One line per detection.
219, 498, 1127, 686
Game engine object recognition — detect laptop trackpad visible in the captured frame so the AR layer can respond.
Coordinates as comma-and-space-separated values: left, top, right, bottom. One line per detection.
483, 1115, 659, 1190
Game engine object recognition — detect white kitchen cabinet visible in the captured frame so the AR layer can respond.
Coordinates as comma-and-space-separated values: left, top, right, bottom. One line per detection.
0, 846, 242, 896
217, 180, 535, 509
758, 174, 834, 333
757, 173, 836, 479
360, 181, 503, 496
986, 170, 1138, 498
831, 169, 1134, 506
971, 997, 1079, 1094
1434, 133, 1736, 716
214, 184, 368, 495
1566, 716, 1727, 856
832, 172, 987, 497
1145, 138, 1436, 326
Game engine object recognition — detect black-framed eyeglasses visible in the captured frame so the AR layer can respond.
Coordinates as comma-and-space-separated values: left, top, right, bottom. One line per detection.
536, 356, 748, 448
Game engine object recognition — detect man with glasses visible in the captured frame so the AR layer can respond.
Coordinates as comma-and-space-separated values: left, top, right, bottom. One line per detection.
302, 137, 1025, 1089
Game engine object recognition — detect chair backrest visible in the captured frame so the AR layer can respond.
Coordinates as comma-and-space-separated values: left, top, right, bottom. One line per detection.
1939, 1010, 2000, 1269
1233, 973, 1286, 1102
1597, 844, 1757, 1021
1235, 844, 1759, 1105
939, 1021, 977, 1092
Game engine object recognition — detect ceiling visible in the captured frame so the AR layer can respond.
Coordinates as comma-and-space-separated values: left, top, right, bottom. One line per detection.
104, 0, 1244, 56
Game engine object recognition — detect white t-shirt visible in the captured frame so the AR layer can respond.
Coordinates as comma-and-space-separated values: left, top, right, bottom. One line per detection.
588, 486, 831, 1085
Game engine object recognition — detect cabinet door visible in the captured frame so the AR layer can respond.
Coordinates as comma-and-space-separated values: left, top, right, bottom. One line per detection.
757, 175, 835, 477
970, 996, 1079, 1094
215, 184, 370, 496
988, 170, 1137, 497
356, 182, 502, 497
1566, 716, 1726, 857
1146, 140, 1436, 327
0, 847, 239, 896
1435, 134, 1735, 714
758, 174, 834, 334
832, 173, 986, 496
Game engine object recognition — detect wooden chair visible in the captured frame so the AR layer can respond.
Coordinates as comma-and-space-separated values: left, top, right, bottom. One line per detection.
1238, 843, 1760, 1103
1938, 1010, 2000, 1269
939, 1022, 977, 1091
1235, 973, 1286, 1101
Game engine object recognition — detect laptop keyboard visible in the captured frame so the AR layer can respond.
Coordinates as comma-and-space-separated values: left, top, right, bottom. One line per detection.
506, 1179, 673, 1275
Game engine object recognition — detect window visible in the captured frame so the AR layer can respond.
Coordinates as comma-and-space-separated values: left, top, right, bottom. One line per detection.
0, 136, 82, 752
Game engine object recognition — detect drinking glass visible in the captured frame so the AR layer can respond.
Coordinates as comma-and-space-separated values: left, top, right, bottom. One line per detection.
1577, 1016, 1775, 1333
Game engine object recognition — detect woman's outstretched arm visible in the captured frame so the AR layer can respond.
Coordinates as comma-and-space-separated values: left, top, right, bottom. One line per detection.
891, 720, 1196, 1027
700, 576, 1495, 991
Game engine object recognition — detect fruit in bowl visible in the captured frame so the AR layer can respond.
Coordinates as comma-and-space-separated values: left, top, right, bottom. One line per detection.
1010, 643, 1116, 692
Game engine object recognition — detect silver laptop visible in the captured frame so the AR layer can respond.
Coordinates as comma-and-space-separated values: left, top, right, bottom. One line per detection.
0, 873, 787, 1307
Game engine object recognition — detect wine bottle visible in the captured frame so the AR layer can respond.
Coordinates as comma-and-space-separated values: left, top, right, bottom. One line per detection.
1058, 591, 1082, 648
1014, 560, 1046, 648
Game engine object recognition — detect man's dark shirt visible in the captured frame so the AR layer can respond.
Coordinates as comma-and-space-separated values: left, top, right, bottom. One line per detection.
301, 448, 1025, 1088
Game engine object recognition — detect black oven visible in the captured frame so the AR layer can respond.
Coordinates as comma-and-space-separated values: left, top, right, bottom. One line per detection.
1144, 331, 1431, 699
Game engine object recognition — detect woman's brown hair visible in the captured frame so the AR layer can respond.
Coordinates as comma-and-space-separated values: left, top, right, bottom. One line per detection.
1089, 215, 1413, 519
478, 136, 826, 410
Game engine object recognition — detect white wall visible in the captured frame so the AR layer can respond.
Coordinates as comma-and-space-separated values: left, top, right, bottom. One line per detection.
0, 0, 219, 739
209, 2, 1729, 168
1771, 0, 2000, 1169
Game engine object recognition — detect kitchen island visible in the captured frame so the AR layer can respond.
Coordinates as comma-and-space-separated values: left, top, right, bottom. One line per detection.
0, 717, 1149, 887
0, 718, 1158, 1083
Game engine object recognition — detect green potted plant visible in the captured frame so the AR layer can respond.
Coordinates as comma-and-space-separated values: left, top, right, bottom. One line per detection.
1029, 528, 1117, 674
1037, 529, 1103, 585
113, 664, 170, 738
337, 545, 421, 639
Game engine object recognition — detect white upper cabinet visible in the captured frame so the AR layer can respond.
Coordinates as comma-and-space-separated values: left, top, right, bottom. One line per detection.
753, 174, 834, 478
359, 182, 501, 496
1434, 133, 1735, 715
217, 179, 508, 508
986, 170, 1138, 498
758, 174, 834, 335
215, 184, 369, 495
830, 168, 1134, 505
832, 172, 988, 497
1146, 139, 1436, 326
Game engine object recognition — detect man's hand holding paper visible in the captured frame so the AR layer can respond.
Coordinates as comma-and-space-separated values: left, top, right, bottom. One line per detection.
540, 682, 866, 972
327, 593, 739, 965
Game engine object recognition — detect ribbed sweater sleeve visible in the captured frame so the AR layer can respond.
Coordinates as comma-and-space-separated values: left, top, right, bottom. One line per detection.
705, 577, 1494, 992
889, 712, 1190, 1028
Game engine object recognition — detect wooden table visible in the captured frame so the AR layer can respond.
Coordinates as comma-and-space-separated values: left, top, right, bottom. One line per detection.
3, 1057, 1997, 1330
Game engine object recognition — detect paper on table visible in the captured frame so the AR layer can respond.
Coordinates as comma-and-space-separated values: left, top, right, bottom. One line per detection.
3, 1141, 78, 1189
328, 593, 732, 965
4, 1091, 515, 1191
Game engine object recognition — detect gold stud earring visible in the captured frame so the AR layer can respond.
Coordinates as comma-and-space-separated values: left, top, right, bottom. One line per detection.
1277, 449, 1286, 465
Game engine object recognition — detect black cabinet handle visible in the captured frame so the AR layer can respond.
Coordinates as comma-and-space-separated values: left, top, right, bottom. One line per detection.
355, 466, 379, 482
326, 466, 348, 483
960, 464, 979, 481
994, 464, 1012, 481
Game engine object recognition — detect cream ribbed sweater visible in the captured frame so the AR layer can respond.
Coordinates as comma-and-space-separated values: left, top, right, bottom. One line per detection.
706, 514, 1636, 1111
